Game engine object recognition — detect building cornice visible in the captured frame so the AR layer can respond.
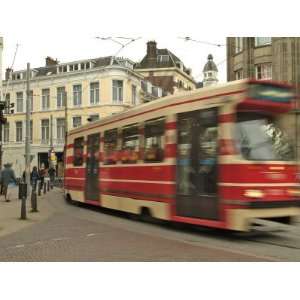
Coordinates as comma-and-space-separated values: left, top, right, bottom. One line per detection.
136, 67, 197, 84
2, 65, 144, 87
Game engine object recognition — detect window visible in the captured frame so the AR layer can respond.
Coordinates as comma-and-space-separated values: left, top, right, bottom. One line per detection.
157, 55, 169, 63
73, 116, 82, 128
235, 69, 243, 80
112, 80, 123, 103
73, 84, 82, 106
3, 123, 9, 143
4, 93, 10, 114
235, 37, 243, 54
69, 65, 74, 71
57, 118, 65, 142
121, 124, 139, 164
16, 92, 23, 113
90, 82, 100, 105
132, 85, 137, 105
255, 37, 271, 47
255, 63, 272, 80
42, 88, 50, 110
144, 118, 165, 162
104, 128, 118, 165
57, 87, 66, 108
73, 137, 84, 166
16, 121, 23, 142
41, 119, 49, 143
88, 114, 99, 122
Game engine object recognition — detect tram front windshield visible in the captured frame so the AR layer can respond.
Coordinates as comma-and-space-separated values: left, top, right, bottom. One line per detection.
235, 112, 295, 161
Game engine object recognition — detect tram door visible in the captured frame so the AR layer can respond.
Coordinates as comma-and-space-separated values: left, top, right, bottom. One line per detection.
176, 108, 219, 220
85, 133, 100, 201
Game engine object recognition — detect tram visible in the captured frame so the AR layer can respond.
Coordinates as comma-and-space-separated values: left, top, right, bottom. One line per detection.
64, 79, 300, 231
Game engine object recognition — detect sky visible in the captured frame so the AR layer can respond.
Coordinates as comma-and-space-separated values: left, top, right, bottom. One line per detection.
1, 1, 299, 85
2, 0, 296, 86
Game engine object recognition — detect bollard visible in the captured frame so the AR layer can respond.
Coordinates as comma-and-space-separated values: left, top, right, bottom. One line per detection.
21, 196, 27, 219
19, 183, 27, 220
43, 182, 47, 194
47, 180, 50, 191
31, 191, 38, 212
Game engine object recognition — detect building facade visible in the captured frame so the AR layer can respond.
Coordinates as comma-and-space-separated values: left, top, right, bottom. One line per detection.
227, 37, 300, 92
1, 56, 145, 177
135, 41, 197, 94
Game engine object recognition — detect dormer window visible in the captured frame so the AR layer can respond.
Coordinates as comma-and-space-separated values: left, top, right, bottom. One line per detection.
157, 55, 169, 63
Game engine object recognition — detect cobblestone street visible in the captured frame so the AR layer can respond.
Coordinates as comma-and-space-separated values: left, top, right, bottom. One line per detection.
0, 188, 278, 261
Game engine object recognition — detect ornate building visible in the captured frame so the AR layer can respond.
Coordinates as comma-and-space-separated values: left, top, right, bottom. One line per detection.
1, 55, 155, 176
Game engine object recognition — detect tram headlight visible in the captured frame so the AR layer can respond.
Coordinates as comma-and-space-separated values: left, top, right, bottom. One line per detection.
287, 189, 300, 197
244, 189, 264, 198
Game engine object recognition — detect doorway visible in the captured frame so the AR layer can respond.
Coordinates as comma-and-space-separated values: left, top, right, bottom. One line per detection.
176, 108, 219, 220
85, 133, 100, 201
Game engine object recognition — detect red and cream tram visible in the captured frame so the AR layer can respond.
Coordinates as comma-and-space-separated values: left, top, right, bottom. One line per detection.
64, 79, 300, 231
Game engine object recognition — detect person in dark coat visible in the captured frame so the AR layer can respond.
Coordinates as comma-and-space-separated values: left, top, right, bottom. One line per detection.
30, 166, 40, 192
0, 163, 17, 202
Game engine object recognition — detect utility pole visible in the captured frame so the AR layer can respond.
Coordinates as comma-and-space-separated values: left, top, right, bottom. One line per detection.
25, 63, 31, 189
64, 91, 68, 138
63, 91, 68, 171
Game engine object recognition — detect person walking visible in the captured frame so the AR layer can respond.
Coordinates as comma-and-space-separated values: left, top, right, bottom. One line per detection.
39, 164, 46, 190
0, 163, 17, 202
48, 166, 56, 188
30, 166, 40, 192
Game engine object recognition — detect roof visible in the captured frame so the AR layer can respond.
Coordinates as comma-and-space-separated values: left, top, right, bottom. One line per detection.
6, 56, 137, 80
135, 48, 192, 75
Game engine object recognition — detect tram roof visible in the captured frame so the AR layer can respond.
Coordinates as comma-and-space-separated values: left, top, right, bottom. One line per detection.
68, 79, 292, 137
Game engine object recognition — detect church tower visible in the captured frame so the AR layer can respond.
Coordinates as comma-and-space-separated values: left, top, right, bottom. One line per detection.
203, 54, 218, 87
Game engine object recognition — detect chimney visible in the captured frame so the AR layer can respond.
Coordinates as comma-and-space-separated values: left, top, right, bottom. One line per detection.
147, 41, 157, 58
5, 68, 12, 80
45, 56, 59, 66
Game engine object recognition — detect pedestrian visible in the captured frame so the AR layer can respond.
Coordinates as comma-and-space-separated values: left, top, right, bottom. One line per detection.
0, 163, 17, 202
30, 166, 40, 192
39, 164, 46, 190
48, 166, 56, 187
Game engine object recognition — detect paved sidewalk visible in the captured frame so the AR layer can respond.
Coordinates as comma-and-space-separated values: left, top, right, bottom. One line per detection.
0, 186, 58, 237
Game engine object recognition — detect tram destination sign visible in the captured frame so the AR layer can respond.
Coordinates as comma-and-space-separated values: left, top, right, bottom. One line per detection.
248, 83, 294, 104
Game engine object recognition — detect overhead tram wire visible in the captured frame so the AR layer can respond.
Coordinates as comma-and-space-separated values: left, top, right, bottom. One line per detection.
27, 36, 143, 105
2, 43, 20, 101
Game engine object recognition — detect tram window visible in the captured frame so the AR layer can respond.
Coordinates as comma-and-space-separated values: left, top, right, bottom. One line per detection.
104, 128, 118, 165
73, 137, 85, 166
121, 124, 139, 164
144, 118, 165, 163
